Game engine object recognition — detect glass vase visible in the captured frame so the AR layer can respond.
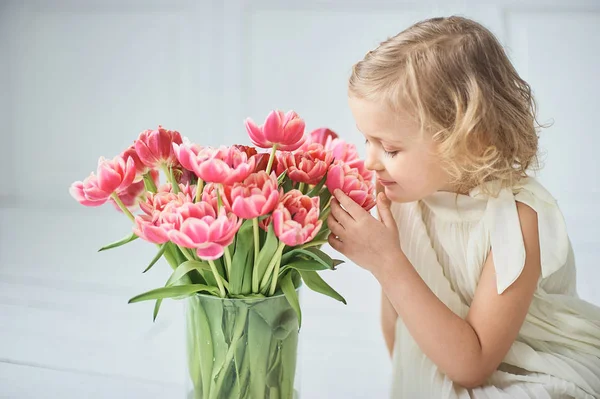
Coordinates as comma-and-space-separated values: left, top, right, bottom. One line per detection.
185, 290, 301, 399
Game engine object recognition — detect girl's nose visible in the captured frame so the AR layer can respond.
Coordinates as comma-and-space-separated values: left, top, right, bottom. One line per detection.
364, 148, 384, 171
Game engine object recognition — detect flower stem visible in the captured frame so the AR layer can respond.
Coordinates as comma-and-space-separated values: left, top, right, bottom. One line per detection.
265, 144, 278, 175
111, 193, 135, 223
252, 218, 261, 292
319, 207, 331, 222
224, 245, 232, 279
208, 259, 227, 298
195, 179, 204, 202
216, 184, 223, 213
268, 248, 284, 296
162, 164, 179, 194
259, 241, 286, 293
298, 182, 306, 194
179, 246, 196, 262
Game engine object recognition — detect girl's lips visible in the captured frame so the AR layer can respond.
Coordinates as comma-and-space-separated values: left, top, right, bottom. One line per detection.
378, 178, 396, 186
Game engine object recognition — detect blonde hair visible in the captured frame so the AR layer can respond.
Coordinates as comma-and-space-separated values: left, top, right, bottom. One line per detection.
348, 16, 544, 193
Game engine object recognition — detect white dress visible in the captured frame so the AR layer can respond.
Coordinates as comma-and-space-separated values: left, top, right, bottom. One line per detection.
389, 177, 600, 398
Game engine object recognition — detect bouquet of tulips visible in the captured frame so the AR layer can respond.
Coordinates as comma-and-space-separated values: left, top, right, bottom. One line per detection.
70, 110, 376, 398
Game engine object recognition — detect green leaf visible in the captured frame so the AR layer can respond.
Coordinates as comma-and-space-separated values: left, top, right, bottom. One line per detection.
291, 269, 301, 288
282, 177, 293, 192
241, 256, 254, 295
143, 172, 158, 193
281, 247, 333, 270
128, 284, 219, 303
247, 308, 271, 399
186, 297, 213, 396
279, 259, 328, 277
332, 258, 345, 268
281, 272, 302, 329
98, 231, 138, 252
306, 172, 328, 197
152, 299, 162, 322
165, 260, 212, 286
277, 170, 287, 186
255, 223, 279, 285
202, 298, 228, 386
304, 247, 335, 268
299, 270, 346, 304
231, 219, 254, 295
228, 293, 265, 300
318, 189, 332, 212
280, 325, 299, 398
143, 243, 167, 273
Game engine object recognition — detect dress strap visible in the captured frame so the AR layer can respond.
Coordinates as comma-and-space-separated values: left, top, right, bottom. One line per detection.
476, 178, 570, 294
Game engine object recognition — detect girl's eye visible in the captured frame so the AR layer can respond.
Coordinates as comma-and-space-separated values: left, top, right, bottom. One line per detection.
365, 139, 399, 157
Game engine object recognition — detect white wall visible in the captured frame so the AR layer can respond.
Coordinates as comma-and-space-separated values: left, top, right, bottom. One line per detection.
1, 0, 598, 398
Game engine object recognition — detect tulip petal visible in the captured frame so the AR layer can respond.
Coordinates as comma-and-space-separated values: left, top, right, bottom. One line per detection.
180, 218, 211, 244
263, 110, 283, 143
196, 243, 224, 260
69, 181, 107, 207
245, 118, 268, 148
168, 229, 197, 248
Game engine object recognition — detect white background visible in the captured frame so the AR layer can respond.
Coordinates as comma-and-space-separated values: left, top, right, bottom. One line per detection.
1, 0, 599, 398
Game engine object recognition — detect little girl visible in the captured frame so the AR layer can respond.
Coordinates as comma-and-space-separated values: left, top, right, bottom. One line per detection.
327, 16, 600, 398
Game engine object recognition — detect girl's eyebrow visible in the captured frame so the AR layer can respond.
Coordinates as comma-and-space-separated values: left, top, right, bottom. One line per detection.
356, 125, 403, 144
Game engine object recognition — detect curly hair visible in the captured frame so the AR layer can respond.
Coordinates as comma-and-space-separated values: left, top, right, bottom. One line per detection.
348, 16, 545, 194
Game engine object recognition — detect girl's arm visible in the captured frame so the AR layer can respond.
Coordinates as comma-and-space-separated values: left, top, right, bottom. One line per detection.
381, 288, 397, 358
375, 202, 541, 388
375, 181, 398, 358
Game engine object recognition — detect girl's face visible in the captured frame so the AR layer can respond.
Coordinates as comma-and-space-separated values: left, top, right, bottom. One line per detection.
348, 96, 451, 203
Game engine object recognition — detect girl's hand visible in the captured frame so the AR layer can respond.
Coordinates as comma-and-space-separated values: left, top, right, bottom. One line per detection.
327, 189, 404, 273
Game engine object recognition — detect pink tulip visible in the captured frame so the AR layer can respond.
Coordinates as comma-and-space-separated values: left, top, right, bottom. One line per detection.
233, 144, 258, 159
110, 169, 159, 212
97, 155, 137, 194
134, 214, 171, 244
326, 160, 376, 211
134, 125, 182, 168
226, 171, 281, 219
329, 140, 360, 164
245, 110, 306, 151
174, 145, 255, 185
272, 190, 322, 246
305, 127, 339, 147
69, 175, 108, 207
276, 143, 334, 185
70, 155, 136, 207
134, 186, 194, 244
172, 138, 203, 171
202, 182, 232, 213
300, 127, 358, 161
349, 159, 375, 183
167, 203, 242, 260
326, 140, 374, 182
121, 144, 151, 182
